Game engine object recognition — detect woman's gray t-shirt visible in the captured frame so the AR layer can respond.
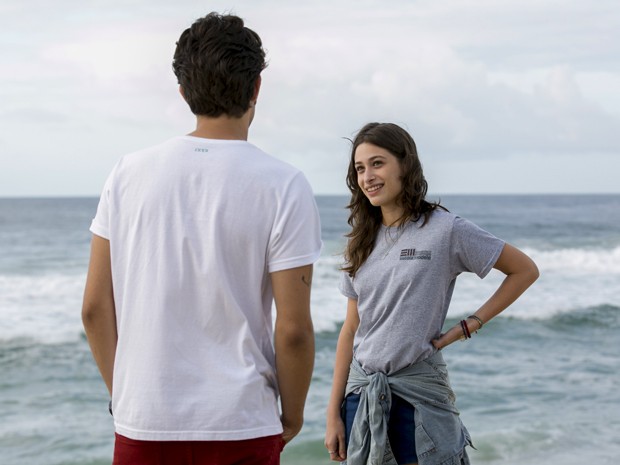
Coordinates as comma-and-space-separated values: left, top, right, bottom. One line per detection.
340, 210, 505, 375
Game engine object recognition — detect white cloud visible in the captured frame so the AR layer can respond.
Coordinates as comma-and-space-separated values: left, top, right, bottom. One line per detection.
42, 30, 171, 81
0, 0, 618, 196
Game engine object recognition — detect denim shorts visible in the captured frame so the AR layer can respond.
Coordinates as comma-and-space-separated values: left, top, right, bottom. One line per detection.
342, 393, 417, 464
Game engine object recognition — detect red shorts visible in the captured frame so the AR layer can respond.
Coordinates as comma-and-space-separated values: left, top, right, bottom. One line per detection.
112, 433, 285, 465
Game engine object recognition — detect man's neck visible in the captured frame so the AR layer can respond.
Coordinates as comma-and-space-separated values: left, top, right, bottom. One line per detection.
188, 113, 252, 141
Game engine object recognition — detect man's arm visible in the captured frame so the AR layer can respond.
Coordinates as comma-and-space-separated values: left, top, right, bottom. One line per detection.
271, 264, 315, 444
82, 234, 117, 396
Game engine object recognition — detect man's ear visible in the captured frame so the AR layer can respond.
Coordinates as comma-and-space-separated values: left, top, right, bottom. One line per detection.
179, 85, 187, 102
251, 75, 261, 104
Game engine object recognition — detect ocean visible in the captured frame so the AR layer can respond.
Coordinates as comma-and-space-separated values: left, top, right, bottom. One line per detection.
1, 195, 619, 464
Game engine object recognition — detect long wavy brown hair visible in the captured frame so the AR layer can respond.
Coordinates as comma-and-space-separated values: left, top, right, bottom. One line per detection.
343, 122, 446, 277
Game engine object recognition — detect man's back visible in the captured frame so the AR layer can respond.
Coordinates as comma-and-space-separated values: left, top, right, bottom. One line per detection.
90, 135, 321, 440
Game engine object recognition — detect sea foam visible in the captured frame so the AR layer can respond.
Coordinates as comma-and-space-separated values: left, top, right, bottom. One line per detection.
0, 274, 86, 344
2, 244, 618, 342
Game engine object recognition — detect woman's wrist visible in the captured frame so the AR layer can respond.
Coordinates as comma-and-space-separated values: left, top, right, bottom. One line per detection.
327, 404, 342, 418
467, 314, 484, 331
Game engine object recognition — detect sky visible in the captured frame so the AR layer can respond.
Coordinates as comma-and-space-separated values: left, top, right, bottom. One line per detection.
1, 0, 619, 197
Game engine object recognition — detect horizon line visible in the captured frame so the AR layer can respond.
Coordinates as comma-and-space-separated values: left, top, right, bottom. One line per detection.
1, 192, 620, 200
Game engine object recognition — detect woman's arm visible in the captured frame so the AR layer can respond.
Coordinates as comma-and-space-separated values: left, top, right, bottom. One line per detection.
433, 243, 539, 349
325, 298, 360, 462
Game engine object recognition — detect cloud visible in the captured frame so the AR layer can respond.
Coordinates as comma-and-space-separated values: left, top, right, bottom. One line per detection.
0, 0, 619, 196
255, 19, 620, 162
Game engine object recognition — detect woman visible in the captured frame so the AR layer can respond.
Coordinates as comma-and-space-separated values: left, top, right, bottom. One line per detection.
324, 122, 539, 465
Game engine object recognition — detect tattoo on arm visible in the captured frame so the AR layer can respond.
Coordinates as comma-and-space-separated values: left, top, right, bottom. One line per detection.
301, 275, 312, 288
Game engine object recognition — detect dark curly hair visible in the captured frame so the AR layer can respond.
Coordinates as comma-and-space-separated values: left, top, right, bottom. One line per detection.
343, 122, 446, 277
172, 12, 267, 117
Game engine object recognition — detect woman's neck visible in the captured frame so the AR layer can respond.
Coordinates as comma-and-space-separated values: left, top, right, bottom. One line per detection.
381, 206, 406, 227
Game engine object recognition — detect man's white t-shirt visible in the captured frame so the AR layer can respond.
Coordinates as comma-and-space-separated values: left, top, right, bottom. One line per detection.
90, 136, 322, 441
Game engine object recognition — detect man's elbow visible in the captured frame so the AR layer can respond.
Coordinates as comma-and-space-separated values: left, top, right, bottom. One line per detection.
82, 301, 100, 329
275, 320, 315, 350
81, 299, 114, 330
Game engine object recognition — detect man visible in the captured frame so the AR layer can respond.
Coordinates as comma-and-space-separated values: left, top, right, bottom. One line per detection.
82, 12, 322, 465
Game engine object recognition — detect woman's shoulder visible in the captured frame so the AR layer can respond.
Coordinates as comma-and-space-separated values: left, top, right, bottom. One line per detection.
427, 210, 487, 237
417, 208, 458, 228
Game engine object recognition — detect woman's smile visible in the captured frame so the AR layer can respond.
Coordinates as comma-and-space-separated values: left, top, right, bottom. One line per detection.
354, 142, 404, 216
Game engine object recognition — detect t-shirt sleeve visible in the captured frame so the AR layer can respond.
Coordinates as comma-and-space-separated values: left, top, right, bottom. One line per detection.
89, 169, 115, 240
339, 271, 358, 299
267, 172, 322, 273
450, 216, 505, 278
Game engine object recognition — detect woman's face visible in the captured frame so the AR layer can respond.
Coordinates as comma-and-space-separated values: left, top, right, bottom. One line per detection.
354, 142, 404, 216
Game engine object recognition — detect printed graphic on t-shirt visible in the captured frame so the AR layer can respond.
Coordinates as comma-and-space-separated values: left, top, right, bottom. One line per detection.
399, 249, 432, 260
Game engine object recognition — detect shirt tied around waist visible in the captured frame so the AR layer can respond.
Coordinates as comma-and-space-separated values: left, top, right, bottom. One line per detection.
344, 351, 472, 465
